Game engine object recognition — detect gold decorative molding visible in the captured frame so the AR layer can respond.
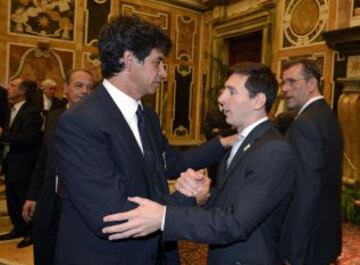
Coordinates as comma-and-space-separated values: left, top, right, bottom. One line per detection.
337, 77, 360, 185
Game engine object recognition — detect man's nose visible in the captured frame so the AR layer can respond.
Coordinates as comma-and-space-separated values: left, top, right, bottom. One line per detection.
159, 63, 167, 79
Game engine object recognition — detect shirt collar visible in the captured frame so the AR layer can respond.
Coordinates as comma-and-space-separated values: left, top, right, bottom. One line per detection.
12, 100, 26, 111
238, 116, 269, 139
103, 79, 141, 121
298, 95, 324, 116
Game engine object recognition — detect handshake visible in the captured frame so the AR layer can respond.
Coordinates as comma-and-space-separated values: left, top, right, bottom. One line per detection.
102, 168, 211, 240
175, 168, 211, 206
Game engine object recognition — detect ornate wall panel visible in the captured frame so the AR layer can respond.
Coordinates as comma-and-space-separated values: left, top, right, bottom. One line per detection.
172, 65, 193, 136
351, 0, 360, 26
8, 43, 74, 95
120, 2, 169, 31
347, 55, 360, 77
82, 52, 102, 82
175, 15, 196, 61
84, 0, 111, 46
282, 0, 328, 48
9, 0, 75, 41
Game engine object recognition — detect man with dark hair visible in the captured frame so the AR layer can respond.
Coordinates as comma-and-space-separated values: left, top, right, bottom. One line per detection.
0, 78, 42, 248
102, 62, 295, 265
53, 15, 235, 265
22, 69, 94, 265
280, 58, 343, 265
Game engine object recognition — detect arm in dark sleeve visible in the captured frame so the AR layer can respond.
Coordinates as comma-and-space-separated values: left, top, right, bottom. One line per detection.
27, 142, 46, 200
163, 141, 294, 244
54, 113, 139, 239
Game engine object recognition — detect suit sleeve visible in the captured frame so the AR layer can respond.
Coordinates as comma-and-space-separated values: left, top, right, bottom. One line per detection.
54, 113, 138, 238
163, 141, 294, 244
27, 141, 46, 200
285, 119, 324, 261
27, 110, 62, 201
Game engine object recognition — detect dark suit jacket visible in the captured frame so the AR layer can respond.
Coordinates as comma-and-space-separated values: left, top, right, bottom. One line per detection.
163, 121, 295, 265
32, 90, 67, 113
27, 107, 66, 230
53, 84, 226, 265
0, 86, 8, 129
0, 87, 9, 164
281, 99, 343, 265
0, 101, 42, 182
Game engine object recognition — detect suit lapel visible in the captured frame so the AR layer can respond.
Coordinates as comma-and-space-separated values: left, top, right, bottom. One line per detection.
9, 102, 28, 131
95, 86, 165, 198
215, 120, 273, 195
95, 86, 147, 171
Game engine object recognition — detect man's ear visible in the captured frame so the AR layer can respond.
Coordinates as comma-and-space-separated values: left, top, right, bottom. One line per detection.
122, 51, 135, 71
253, 92, 266, 111
307, 77, 319, 93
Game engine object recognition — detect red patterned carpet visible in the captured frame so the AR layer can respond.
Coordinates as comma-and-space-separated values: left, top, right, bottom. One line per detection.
179, 222, 360, 265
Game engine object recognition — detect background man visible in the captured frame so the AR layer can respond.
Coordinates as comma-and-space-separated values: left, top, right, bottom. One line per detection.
22, 69, 94, 265
280, 58, 343, 265
53, 15, 235, 265
102, 62, 295, 265
37, 79, 66, 113
0, 78, 42, 248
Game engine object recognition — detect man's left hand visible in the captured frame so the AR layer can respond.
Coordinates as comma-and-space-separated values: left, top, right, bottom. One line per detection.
102, 197, 164, 240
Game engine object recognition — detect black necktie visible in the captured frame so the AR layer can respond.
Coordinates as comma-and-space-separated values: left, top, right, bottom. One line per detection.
136, 105, 152, 161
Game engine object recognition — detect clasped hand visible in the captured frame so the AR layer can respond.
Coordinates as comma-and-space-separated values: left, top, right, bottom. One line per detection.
102, 168, 211, 240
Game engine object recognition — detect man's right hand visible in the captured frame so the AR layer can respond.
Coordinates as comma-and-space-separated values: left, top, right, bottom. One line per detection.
175, 168, 211, 206
22, 200, 37, 223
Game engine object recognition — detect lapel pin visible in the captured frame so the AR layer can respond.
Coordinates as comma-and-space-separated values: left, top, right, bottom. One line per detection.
243, 143, 251, 152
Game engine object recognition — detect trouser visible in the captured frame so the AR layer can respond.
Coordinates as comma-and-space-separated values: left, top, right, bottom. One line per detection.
33, 195, 61, 265
5, 178, 31, 235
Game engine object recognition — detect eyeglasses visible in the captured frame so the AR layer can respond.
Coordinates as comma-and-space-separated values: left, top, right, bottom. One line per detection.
280, 78, 308, 87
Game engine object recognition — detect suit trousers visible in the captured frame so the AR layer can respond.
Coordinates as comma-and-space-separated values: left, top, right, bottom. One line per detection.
33, 194, 62, 265
5, 178, 31, 234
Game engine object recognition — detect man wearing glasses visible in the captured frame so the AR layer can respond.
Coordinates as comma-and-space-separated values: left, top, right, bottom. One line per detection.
280, 58, 343, 265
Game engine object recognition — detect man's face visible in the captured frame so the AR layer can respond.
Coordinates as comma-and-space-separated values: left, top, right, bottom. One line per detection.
218, 74, 257, 131
130, 48, 167, 99
42, 85, 56, 99
64, 71, 94, 105
281, 64, 312, 109
7, 78, 24, 102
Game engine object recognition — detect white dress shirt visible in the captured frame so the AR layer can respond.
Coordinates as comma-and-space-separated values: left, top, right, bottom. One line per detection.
102, 79, 144, 153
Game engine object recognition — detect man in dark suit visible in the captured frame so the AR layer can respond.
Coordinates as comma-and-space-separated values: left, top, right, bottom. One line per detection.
102, 62, 295, 265
38, 79, 67, 113
53, 15, 235, 265
0, 78, 42, 247
31, 79, 66, 128
21, 69, 94, 265
0, 86, 9, 167
280, 58, 343, 265
0, 86, 8, 129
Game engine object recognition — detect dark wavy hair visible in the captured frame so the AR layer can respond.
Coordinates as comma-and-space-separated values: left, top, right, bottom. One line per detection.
228, 62, 278, 113
98, 15, 172, 79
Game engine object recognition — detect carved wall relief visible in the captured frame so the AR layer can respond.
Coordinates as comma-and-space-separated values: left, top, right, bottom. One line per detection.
84, 0, 111, 47
8, 43, 73, 96
283, 0, 328, 48
10, 0, 75, 41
